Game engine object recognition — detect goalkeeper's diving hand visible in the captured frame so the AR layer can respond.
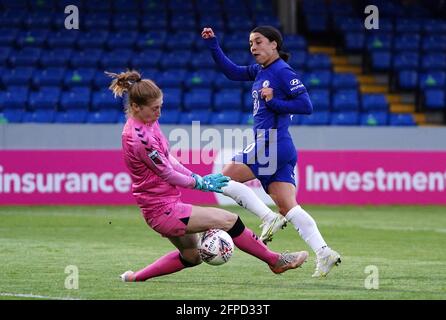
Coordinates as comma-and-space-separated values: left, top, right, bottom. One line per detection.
192, 173, 230, 193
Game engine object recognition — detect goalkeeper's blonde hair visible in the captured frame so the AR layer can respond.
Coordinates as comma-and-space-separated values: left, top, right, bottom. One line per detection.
105, 70, 162, 117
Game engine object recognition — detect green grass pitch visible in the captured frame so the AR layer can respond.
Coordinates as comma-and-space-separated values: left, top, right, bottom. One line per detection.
0, 205, 445, 300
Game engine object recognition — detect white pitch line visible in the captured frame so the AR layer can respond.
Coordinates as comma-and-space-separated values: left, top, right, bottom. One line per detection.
0, 292, 80, 300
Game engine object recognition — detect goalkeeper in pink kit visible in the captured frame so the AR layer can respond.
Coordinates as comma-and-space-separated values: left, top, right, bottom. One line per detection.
106, 70, 308, 282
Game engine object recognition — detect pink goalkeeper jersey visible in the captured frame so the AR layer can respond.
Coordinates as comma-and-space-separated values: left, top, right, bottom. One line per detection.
122, 117, 196, 212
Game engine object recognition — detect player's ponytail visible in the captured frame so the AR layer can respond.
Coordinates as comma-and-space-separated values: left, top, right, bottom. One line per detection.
105, 69, 162, 117
105, 70, 142, 98
250, 25, 291, 62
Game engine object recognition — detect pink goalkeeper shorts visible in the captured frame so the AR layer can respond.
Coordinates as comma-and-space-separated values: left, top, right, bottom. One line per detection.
142, 202, 193, 238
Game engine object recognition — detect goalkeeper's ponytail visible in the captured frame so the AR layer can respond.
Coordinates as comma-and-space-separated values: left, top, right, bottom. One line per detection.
105, 70, 162, 117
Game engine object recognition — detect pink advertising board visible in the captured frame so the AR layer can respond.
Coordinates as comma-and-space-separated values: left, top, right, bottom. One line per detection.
0, 150, 445, 205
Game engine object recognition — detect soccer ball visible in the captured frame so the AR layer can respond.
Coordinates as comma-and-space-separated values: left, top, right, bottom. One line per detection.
198, 229, 234, 266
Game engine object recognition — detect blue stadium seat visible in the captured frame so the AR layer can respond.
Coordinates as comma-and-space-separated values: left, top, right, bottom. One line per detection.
343, 32, 365, 52
84, 0, 112, 13
370, 51, 392, 71
332, 89, 359, 111
226, 50, 252, 66
305, 14, 329, 33
47, 31, 79, 49
87, 110, 119, 123
332, 73, 358, 90
168, 0, 195, 12
54, 110, 88, 123
112, 15, 139, 31
91, 91, 122, 110
300, 111, 330, 125
366, 34, 393, 51
308, 89, 330, 111
0, 47, 12, 66
0, 109, 24, 123
140, 14, 168, 32
389, 113, 416, 126
162, 88, 183, 110
77, 31, 109, 49
33, 68, 66, 88
395, 18, 422, 33
240, 112, 254, 125
421, 53, 446, 71
393, 52, 419, 71
422, 35, 446, 52
135, 32, 167, 50
60, 88, 91, 110
9, 48, 41, 67
131, 50, 162, 70
423, 89, 446, 110
16, 30, 48, 48
361, 94, 388, 112
100, 49, 133, 69
303, 71, 332, 89
22, 110, 55, 123
226, 17, 254, 33
158, 110, 180, 124
165, 32, 196, 51
83, 13, 110, 31
397, 70, 418, 90
256, 15, 281, 30
28, 87, 61, 111
179, 110, 211, 124
214, 74, 244, 90
0, 86, 28, 109
0, 29, 19, 49
214, 89, 243, 111
306, 53, 332, 71
360, 111, 389, 126
288, 50, 307, 70
2, 67, 34, 86
156, 69, 187, 88
330, 112, 359, 125
283, 35, 307, 51
419, 71, 446, 90
184, 70, 217, 89
40, 49, 73, 68
223, 33, 250, 51
243, 91, 253, 112
64, 69, 96, 88
183, 89, 213, 110
423, 19, 446, 34
113, 0, 140, 13
106, 32, 138, 50
24, 12, 53, 29
171, 13, 197, 31
393, 34, 420, 52
159, 51, 192, 69
70, 49, 103, 68
189, 51, 216, 69
210, 111, 242, 125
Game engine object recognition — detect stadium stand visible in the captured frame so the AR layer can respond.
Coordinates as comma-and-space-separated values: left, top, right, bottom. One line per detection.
0, 0, 444, 125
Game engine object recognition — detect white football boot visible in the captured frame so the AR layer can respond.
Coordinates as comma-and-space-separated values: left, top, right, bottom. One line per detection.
120, 270, 135, 282
260, 214, 288, 243
269, 251, 309, 274
312, 247, 341, 278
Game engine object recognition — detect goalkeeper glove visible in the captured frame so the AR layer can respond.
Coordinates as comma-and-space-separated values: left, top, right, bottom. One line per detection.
201, 173, 230, 193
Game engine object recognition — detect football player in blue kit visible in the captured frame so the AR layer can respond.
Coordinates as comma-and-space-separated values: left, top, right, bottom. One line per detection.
202, 26, 341, 277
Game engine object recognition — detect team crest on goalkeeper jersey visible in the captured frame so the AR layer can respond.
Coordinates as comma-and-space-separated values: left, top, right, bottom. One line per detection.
147, 149, 163, 165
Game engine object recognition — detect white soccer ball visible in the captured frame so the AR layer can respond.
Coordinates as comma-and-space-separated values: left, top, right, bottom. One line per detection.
198, 229, 234, 266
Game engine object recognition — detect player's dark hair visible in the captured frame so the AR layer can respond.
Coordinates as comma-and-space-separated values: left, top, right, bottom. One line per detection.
105, 70, 162, 116
250, 25, 291, 62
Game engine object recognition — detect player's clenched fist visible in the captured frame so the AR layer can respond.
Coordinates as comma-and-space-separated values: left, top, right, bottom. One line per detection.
201, 27, 215, 39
